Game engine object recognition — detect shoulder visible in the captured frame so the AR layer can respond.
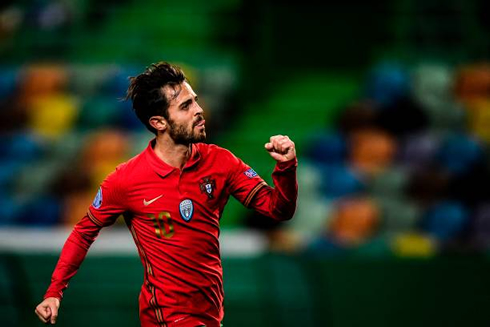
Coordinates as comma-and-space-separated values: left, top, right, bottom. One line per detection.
108, 151, 147, 187
115, 151, 144, 173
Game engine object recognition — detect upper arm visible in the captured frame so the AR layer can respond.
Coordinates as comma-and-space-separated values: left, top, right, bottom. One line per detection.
224, 149, 268, 207
87, 168, 127, 227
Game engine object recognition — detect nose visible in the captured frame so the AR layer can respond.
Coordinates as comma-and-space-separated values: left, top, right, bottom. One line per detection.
194, 102, 204, 115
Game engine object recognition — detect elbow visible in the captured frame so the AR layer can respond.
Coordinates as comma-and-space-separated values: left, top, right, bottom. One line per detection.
272, 205, 296, 221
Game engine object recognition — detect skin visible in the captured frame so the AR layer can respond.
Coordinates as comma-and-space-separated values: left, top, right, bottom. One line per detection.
35, 297, 59, 324
35, 81, 296, 325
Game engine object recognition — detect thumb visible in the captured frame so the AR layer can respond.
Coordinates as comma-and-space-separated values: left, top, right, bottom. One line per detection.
264, 142, 273, 151
268, 151, 284, 161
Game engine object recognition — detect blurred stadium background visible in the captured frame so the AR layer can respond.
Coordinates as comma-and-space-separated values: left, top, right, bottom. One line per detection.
0, 0, 489, 326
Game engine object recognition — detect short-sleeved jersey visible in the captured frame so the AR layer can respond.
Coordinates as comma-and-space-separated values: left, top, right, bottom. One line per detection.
45, 140, 298, 327
90, 140, 291, 326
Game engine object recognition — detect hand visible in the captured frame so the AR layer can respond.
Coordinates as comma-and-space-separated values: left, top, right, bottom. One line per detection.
35, 297, 60, 324
265, 135, 296, 162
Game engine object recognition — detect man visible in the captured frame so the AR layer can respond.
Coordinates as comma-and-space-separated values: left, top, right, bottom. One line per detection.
35, 62, 298, 327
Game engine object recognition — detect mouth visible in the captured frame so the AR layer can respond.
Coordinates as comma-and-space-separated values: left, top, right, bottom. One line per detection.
194, 119, 206, 128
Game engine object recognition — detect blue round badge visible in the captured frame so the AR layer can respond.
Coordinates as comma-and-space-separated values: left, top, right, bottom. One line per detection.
179, 199, 194, 222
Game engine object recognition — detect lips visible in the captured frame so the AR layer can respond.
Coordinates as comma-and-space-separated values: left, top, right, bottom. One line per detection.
194, 119, 205, 127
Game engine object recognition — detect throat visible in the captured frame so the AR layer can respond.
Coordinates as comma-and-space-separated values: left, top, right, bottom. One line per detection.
153, 139, 191, 169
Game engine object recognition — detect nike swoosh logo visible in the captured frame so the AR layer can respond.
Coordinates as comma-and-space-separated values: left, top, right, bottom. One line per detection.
143, 194, 163, 206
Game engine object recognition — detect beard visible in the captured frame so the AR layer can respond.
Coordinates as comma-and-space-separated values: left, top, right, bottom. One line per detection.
167, 116, 206, 145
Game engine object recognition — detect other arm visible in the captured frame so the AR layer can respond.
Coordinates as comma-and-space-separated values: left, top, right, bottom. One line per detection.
35, 168, 125, 324
35, 216, 102, 324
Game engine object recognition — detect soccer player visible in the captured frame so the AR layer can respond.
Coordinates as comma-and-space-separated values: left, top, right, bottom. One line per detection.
35, 62, 298, 327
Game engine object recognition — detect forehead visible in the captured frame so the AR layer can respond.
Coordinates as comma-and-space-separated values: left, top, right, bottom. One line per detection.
162, 82, 195, 105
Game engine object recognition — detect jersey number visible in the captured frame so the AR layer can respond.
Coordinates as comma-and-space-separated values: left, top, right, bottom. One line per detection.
148, 212, 174, 239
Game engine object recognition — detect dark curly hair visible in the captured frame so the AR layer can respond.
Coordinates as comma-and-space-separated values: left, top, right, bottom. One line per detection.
125, 62, 187, 134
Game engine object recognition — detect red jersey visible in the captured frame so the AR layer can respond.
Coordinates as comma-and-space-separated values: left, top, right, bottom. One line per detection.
44, 140, 298, 327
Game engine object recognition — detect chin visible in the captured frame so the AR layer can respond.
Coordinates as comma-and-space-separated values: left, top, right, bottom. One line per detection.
196, 133, 206, 142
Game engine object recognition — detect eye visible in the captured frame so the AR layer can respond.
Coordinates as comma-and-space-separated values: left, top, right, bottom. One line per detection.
181, 101, 191, 110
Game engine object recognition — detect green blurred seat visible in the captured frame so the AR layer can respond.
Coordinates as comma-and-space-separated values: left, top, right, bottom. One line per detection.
47, 131, 88, 162
77, 96, 120, 130
377, 197, 421, 233
15, 159, 64, 197
368, 167, 409, 198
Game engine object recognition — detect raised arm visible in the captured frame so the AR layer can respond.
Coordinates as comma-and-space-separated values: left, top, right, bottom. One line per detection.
228, 135, 298, 221
250, 135, 298, 220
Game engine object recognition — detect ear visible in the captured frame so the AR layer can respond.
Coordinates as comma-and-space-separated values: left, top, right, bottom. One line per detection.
149, 116, 167, 132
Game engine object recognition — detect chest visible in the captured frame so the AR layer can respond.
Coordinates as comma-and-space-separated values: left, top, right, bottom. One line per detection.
126, 168, 229, 222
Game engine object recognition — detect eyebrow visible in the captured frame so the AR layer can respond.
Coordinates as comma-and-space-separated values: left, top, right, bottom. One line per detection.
179, 96, 198, 109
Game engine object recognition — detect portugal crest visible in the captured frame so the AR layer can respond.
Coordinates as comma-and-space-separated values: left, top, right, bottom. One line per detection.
179, 199, 194, 222
199, 176, 216, 199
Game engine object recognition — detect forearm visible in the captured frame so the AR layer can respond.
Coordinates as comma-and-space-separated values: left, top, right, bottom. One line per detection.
249, 158, 298, 220
44, 215, 102, 299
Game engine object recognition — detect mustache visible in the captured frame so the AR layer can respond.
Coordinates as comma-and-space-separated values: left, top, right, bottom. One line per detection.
193, 116, 204, 126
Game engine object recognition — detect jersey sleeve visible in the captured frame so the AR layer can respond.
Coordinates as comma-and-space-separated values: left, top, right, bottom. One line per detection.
44, 215, 102, 299
44, 168, 127, 300
226, 149, 298, 221
87, 167, 127, 227
226, 151, 269, 208
248, 158, 298, 221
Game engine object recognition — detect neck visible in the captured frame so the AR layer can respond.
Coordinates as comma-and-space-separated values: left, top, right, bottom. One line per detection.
153, 134, 191, 169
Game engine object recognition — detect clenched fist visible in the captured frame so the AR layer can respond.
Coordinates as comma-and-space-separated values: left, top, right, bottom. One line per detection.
265, 135, 296, 162
35, 297, 60, 324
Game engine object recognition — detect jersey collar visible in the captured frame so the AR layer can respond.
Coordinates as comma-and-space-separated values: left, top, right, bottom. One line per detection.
144, 139, 201, 178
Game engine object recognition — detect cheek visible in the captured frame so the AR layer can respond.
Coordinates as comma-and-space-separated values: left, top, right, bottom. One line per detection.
169, 113, 191, 126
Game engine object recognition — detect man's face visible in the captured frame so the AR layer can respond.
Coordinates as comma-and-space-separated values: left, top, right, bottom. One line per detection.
163, 82, 206, 145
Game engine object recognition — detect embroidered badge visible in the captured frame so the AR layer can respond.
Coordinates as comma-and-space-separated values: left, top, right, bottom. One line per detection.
179, 199, 194, 222
199, 176, 216, 199
244, 168, 258, 178
92, 187, 103, 209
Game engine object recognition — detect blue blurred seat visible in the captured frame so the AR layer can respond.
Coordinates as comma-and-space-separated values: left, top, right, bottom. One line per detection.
422, 201, 469, 241
0, 67, 19, 99
102, 66, 139, 96
17, 195, 62, 226
437, 133, 483, 175
0, 161, 24, 190
365, 61, 411, 107
0, 132, 44, 161
0, 193, 23, 226
118, 99, 142, 130
305, 132, 346, 165
318, 164, 365, 199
